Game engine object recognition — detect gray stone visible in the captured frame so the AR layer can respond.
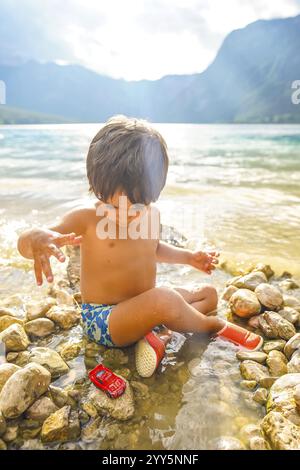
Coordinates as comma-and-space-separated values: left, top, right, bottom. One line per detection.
0, 324, 30, 352
261, 411, 300, 450
41, 405, 80, 443
229, 289, 261, 318
284, 333, 300, 359
253, 388, 268, 405
266, 350, 288, 376
84, 379, 134, 421
25, 298, 56, 321
0, 363, 51, 419
232, 271, 267, 291
46, 306, 80, 330
262, 311, 296, 340
0, 363, 20, 392
26, 397, 58, 422
25, 318, 55, 338
240, 360, 269, 382
255, 284, 283, 310
236, 351, 267, 364
222, 285, 238, 301
288, 350, 300, 373
28, 347, 69, 378
266, 373, 300, 426
278, 307, 299, 324
263, 340, 286, 354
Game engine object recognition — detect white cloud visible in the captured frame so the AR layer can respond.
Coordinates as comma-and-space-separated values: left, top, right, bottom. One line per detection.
1, 0, 300, 79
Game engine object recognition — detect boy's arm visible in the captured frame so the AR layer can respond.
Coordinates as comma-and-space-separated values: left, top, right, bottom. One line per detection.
156, 241, 220, 275
17, 208, 87, 285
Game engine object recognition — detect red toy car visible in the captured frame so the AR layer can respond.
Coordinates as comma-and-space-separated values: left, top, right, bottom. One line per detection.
89, 364, 126, 398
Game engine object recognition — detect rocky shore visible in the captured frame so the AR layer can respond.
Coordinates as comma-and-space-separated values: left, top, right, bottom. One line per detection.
0, 247, 300, 450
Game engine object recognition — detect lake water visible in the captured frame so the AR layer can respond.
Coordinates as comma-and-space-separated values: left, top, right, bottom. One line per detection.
1, 123, 300, 281
0, 123, 300, 449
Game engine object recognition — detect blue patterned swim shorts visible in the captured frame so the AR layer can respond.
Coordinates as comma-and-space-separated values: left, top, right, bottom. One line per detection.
81, 303, 115, 347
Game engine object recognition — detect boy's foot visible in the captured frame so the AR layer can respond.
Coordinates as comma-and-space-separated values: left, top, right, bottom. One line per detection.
135, 330, 171, 378
216, 321, 263, 351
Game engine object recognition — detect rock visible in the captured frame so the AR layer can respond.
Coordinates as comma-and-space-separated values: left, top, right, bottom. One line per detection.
41, 405, 80, 443
28, 347, 69, 378
0, 438, 7, 450
2, 294, 23, 308
6, 351, 30, 366
0, 307, 16, 317
84, 379, 134, 421
258, 315, 277, 338
279, 279, 299, 290
73, 292, 82, 304
263, 340, 286, 354
0, 363, 51, 419
0, 315, 24, 332
278, 307, 299, 324
229, 289, 261, 318
81, 416, 102, 442
0, 324, 30, 352
26, 397, 58, 422
288, 350, 300, 373
259, 376, 278, 388
59, 342, 82, 361
253, 388, 268, 405
131, 381, 150, 399
102, 349, 129, 368
209, 436, 246, 450
25, 318, 55, 338
261, 411, 300, 450
0, 363, 20, 392
222, 285, 238, 301
46, 305, 80, 329
267, 373, 300, 426
2, 424, 18, 442
266, 350, 288, 376
0, 411, 6, 436
232, 271, 267, 291
294, 384, 300, 411
249, 436, 270, 450
25, 298, 56, 321
283, 295, 300, 311
247, 315, 261, 329
236, 351, 267, 364
240, 360, 269, 382
239, 423, 261, 443
284, 333, 300, 359
255, 284, 283, 310
49, 385, 70, 408
262, 311, 296, 340
253, 264, 274, 279
49, 287, 75, 306
240, 380, 257, 390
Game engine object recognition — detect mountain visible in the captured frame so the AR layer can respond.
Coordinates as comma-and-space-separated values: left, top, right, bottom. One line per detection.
0, 14, 300, 123
0, 105, 70, 124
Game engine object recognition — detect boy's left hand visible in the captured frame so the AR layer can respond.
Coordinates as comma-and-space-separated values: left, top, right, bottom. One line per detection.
188, 250, 220, 274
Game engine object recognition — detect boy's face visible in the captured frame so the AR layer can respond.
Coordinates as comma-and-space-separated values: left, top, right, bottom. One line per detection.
103, 190, 149, 227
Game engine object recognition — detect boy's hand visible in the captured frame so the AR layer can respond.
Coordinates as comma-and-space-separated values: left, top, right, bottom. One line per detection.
188, 250, 220, 275
29, 229, 82, 285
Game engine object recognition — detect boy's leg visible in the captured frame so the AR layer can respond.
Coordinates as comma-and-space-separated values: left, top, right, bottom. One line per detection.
174, 284, 218, 316
108, 287, 224, 347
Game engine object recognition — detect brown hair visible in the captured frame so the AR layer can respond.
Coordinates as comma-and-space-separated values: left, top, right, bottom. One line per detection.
86, 115, 169, 205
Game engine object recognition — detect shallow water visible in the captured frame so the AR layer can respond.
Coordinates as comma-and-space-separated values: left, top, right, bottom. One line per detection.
0, 123, 300, 449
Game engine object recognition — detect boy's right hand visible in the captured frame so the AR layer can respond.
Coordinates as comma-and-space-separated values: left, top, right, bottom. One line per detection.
29, 229, 82, 285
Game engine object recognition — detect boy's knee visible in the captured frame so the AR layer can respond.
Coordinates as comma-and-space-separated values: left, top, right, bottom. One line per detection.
153, 287, 184, 322
200, 284, 218, 309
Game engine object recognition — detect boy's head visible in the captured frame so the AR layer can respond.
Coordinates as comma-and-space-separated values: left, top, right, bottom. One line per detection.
86, 115, 169, 206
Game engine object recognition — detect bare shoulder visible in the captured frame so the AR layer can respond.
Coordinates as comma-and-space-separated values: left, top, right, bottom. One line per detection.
50, 201, 98, 235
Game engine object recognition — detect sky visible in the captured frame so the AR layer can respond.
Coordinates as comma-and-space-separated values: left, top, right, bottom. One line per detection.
1, 0, 300, 80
